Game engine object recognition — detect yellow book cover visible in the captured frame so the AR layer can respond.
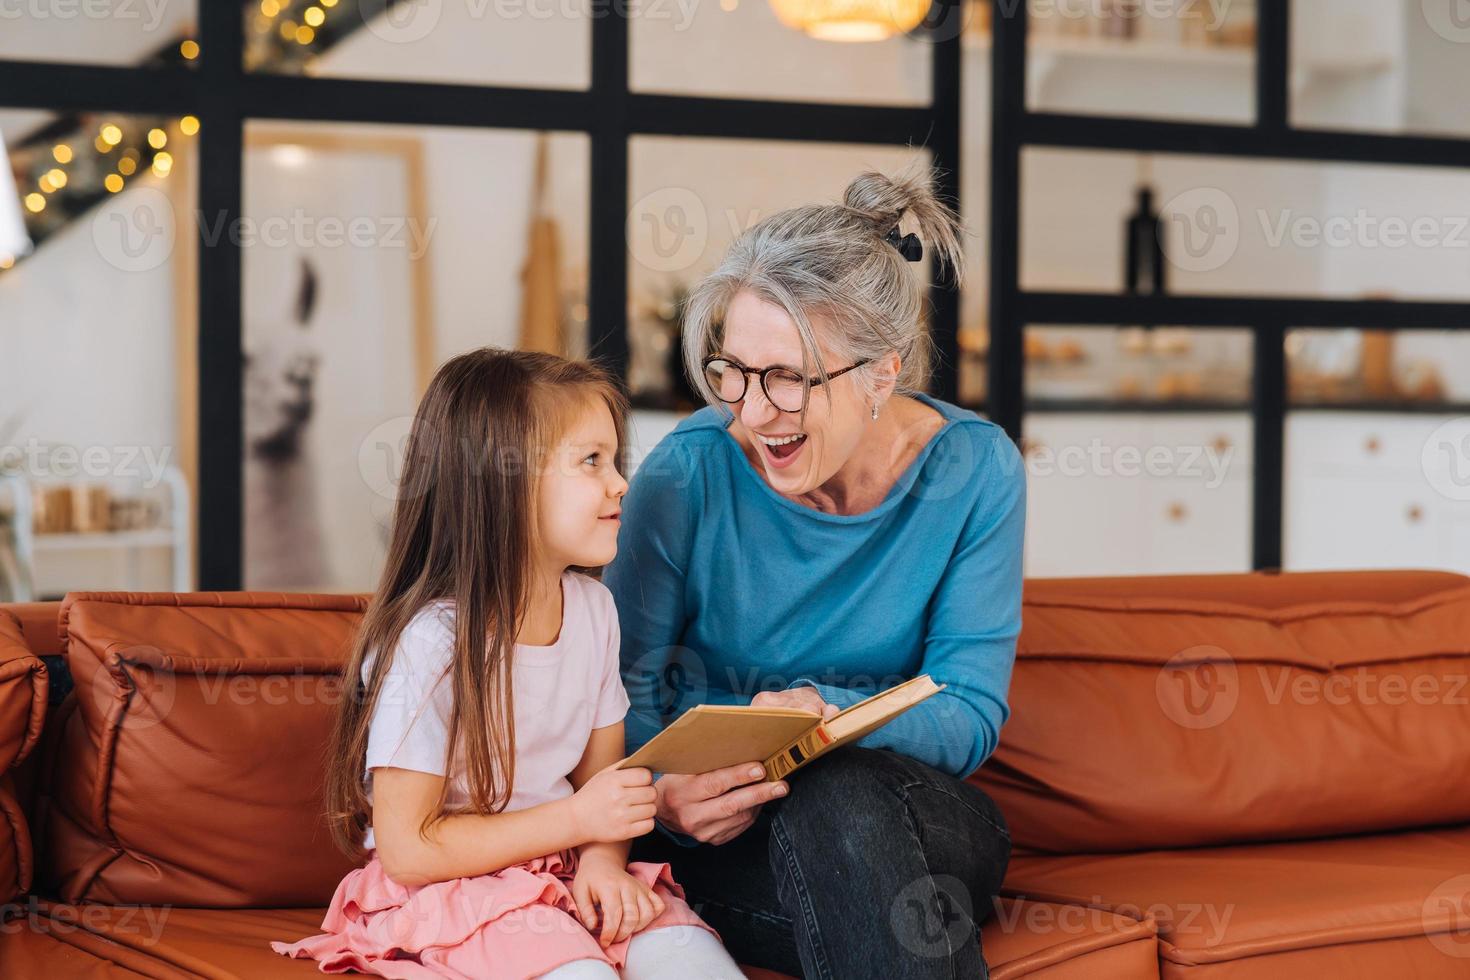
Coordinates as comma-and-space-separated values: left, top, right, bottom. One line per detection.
617, 675, 945, 782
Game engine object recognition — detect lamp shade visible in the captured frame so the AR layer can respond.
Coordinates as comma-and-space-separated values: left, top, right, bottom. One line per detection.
0, 130, 32, 262
768, 0, 930, 42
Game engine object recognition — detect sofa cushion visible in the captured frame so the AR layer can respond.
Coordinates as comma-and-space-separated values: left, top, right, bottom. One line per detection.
6, 902, 797, 980
1, 896, 1157, 980
0, 922, 161, 978
1003, 823, 1470, 978
975, 570, 1470, 853
0, 610, 47, 905
42, 591, 368, 907
986, 898, 1158, 979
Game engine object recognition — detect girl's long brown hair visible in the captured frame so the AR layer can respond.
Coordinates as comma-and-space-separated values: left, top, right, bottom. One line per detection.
326, 347, 628, 860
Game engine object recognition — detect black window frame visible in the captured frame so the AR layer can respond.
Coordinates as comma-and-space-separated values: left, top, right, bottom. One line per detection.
989, 2, 1470, 571
5, 1, 1468, 586
0, 2, 962, 589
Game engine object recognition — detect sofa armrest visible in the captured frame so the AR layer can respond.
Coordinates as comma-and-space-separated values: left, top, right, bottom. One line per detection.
0, 610, 48, 903
0, 611, 47, 773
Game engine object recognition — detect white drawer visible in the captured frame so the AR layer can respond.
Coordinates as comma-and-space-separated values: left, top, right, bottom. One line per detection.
1144, 477, 1253, 574
1285, 474, 1446, 571
1143, 414, 1254, 483
1287, 412, 1454, 478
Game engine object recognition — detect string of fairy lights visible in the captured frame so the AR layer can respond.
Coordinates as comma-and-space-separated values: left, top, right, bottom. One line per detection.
3, 109, 199, 272
2, 0, 383, 273
246, 0, 355, 71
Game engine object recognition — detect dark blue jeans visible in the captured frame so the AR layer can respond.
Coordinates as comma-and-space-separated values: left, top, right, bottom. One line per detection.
631, 746, 1011, 979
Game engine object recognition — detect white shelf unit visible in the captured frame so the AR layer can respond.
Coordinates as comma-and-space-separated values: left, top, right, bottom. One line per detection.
0, 466, 192, 601
957, 0, 1409, 130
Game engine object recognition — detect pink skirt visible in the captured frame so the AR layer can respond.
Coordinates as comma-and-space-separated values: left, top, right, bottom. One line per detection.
270, 847, 720, 979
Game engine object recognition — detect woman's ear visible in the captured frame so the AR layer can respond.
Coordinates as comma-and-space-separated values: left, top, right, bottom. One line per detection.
873, 351, 902, 399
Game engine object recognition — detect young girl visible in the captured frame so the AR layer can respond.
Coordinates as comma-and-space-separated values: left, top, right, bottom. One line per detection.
271, 348, 743, 980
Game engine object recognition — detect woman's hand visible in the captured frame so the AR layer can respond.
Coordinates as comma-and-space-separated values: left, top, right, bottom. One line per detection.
568, 762, 657, 844
751, 687, 841, 718
655, 762, 789, 846
653, 690, 833, 846
570, 851, 667, 946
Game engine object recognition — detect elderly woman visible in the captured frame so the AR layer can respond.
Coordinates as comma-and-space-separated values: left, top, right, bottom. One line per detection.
605, 167, 1024, 980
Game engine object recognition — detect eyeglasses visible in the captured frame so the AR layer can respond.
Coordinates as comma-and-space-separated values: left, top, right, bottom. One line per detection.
701, 354, 871, 414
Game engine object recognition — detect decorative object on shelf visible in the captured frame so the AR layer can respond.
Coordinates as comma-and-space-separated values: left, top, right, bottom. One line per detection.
1359, 330, 1395, 400
0, 468, 192, 601
1025, 332, 1087, 365
109, 496, 163, 533
28, 481, 163, 536
1287, 327, 1450, 407
629, 279, 699, 410
1108, 324, 1250, 405
1124, 158, 1166, 298
1398, 361, 1446, 403
768, 0, 930, 42
1113, 158, 1206, 403
1209, 0, 1256, 48
1099, 0, 1140, 40
1286, 329, 1360, 403
958, 323, 989, 405
1026, 329, 1105, 402
16, 468, 117, 537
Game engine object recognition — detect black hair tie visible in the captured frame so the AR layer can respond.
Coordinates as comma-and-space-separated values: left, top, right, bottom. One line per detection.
884, 225, 923, 262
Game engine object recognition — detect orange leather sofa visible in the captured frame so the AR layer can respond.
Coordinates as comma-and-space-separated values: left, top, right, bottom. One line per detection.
0, 568, 1467, 978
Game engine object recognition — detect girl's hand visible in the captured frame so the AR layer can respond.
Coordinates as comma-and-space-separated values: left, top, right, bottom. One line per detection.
571, 856, 667, 946
569, 762, 657, 843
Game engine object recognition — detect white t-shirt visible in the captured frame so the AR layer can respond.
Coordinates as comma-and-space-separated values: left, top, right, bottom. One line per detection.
360, 570, 630, 850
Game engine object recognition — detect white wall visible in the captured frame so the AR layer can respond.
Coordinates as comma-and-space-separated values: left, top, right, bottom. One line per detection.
0, 0, 194, 67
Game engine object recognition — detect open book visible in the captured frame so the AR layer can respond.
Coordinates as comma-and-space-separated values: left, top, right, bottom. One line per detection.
617, 675, 945, 782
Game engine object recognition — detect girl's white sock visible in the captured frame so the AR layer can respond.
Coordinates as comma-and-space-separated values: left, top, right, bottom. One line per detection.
534, 958, 619, 979
622, 924, 744, 980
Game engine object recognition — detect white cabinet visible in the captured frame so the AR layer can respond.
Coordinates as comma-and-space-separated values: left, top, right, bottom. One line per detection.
1021, 415, 1148, 577
1284, 413, 1470, 574
1022, 413, 1253, 577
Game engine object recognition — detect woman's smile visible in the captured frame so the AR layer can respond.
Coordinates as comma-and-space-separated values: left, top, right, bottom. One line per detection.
755, 431, 809, 469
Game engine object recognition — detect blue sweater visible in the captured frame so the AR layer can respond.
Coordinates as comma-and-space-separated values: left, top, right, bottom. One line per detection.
604, 392, 1025, 794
